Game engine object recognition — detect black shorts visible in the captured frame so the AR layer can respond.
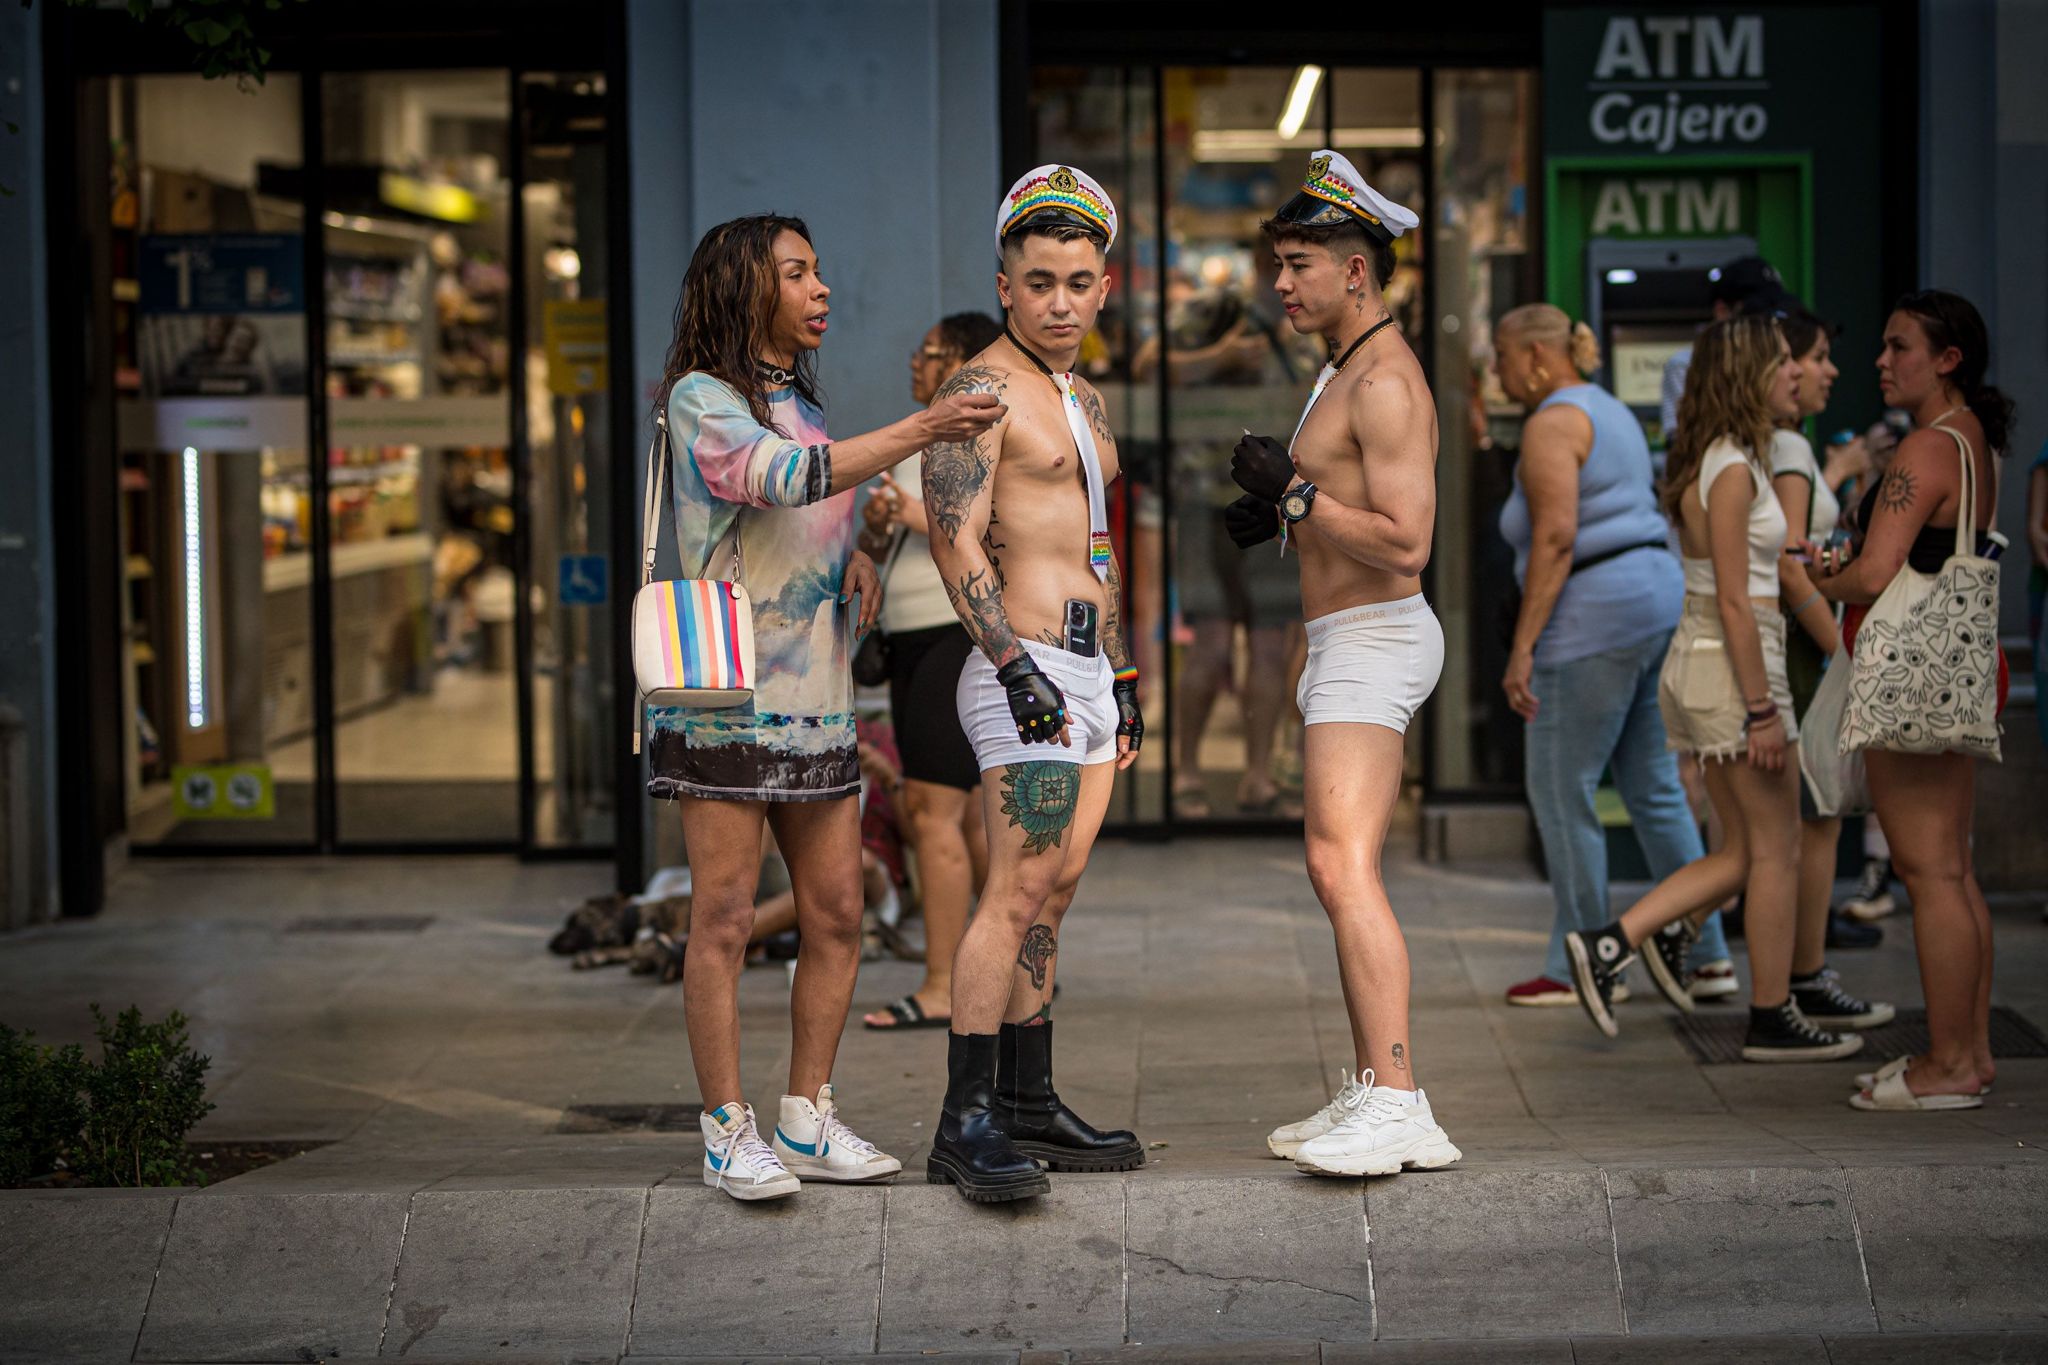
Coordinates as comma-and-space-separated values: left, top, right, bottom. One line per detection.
886, 623, 981, 791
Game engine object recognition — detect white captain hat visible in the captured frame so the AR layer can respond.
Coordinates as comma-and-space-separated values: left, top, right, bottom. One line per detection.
997, 164, 1118, 249
1271, 148, 1418, 243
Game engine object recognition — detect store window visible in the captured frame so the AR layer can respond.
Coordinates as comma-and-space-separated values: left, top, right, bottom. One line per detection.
110, 73, 311, 846
1024, 63, 1536, 820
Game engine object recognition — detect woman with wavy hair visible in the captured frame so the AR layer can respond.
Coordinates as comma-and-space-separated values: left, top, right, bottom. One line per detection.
651, 214, 1003, 1199
1813, 290, 2013, 1111
1562, 314, 1865, 1063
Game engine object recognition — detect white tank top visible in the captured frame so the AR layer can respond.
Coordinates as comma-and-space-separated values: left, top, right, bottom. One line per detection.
1680, 437, 1786, 599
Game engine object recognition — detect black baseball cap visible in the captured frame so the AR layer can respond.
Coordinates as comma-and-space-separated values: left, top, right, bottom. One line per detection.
1709, 256, 1785, 309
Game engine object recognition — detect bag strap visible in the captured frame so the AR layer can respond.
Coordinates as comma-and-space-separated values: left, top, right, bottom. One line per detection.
1930, 419, 1976, 560
642, 406, 743, 588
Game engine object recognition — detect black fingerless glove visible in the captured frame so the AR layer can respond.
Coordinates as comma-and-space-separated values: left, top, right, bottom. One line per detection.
997, 657, 1066, 744
1223, 494, 1281, 549
1113, 676, 1143, 752
1230, 432, 1295, 503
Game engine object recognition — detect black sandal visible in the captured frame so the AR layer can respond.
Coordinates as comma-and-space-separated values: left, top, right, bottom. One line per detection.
864, 994, 951, 1030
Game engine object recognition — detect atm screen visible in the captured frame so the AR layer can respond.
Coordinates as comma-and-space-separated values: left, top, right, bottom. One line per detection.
1608, 324, 1696, 410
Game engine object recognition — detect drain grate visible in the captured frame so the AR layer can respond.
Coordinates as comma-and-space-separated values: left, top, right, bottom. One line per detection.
557, 1103, 703, 1133
285, 915, 435, 934
1671, 1005, 2048, 1066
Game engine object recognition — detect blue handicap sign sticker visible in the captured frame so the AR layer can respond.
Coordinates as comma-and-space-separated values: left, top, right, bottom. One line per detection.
558, 554, 608, 606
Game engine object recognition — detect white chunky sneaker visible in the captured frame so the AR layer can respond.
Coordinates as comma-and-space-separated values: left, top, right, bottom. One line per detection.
701, 1102, 799, 1201
1266, 1070, 1367, 1159
772, 1084, 902, 1183
1293, 1071, 1462, 1178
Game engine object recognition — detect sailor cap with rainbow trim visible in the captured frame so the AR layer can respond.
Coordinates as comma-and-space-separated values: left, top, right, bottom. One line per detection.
997, 164, 1118, 249
1270, 149, 1417, 244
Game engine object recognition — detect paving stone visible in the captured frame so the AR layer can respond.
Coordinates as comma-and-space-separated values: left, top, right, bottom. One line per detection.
382, 1187, 645, 1356
1571, 1334, 1830, 1363
1822, 1330, 2048, 1364
630, 1183, 883, 1356
1073, 1342, 1317, 1362
1847, 1165, 2048, 1331
1366, 1170, 1623, 1339
1123, 1176, 1370, 1344
0, 1191, 176, 1361
875, 1181, 1123, 1353
1605, 1167, 1876, 1336
135, 1191, 410, 1361
1320, 1339, 1574, 1363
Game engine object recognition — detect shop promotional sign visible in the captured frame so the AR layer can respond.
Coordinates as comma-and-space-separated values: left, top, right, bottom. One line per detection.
172, 763, 276, 821
543, 298, 608, 396
137, 234, 308, 398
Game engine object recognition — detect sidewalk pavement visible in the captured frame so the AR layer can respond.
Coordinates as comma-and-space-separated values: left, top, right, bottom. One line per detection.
2, 840, 2044, 1360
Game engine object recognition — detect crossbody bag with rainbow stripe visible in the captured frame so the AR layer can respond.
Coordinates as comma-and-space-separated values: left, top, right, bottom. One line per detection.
632, 412, 756, 733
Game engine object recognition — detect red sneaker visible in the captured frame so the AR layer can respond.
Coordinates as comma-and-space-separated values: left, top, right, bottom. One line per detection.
1506, 976, 1576, 1007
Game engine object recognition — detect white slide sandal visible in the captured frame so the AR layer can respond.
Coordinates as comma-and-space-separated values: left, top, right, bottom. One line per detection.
1850, 1066, 1984, 1112
1855, 1054, 1990, 1097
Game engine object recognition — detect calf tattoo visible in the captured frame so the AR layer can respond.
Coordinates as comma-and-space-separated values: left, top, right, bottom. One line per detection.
1018, 924, 1057, 990
1000, 761, 1079, 854
1391, 1042, 1408, 1072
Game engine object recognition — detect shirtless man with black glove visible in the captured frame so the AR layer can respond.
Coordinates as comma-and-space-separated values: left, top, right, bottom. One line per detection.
1225, 150, 1462, 1179
921, 165, 1142, 1202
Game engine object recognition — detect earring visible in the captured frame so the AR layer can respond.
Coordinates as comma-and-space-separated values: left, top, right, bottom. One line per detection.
1347, 285, 1357, 292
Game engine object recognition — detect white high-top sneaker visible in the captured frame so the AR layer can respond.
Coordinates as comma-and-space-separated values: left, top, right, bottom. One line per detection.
1266, 1071, 1367, 1159
701, 1102, 800, 1201
1293, 1071, 1462, 1178
772, 1083, 902, 1183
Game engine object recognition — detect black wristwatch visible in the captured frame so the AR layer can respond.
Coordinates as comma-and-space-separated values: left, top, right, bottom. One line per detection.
1280, 481, 1318, 524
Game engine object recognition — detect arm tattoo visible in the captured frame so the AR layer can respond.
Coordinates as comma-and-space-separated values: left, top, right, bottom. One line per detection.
1077, 384, 1115, 449
1101, 551, 1132, 671
1877, 465, 1917, 515
1390, 1042, 1407, 1072
1017, 924, 1057, 991
984, 505, 1006, 584
999, 762, 1080, 855
946, 566, 1023, 668
923, 364, 1008, 542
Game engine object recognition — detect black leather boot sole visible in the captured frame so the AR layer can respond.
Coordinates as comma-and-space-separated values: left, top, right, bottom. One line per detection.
1011, 1135, 1142, 1173
925, 1148, 1050, 1201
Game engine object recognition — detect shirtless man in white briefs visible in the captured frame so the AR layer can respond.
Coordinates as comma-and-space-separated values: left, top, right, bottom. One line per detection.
920, 164, 1144, 1203
1223, 149, 1461, 1176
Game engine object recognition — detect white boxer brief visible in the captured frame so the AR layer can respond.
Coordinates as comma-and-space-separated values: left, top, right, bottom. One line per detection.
958, 639, 1118, 773
1298, 593, 1443, 733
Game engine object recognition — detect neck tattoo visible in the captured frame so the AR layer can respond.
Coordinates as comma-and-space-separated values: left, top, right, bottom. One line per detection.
1326, 314, 1395, 380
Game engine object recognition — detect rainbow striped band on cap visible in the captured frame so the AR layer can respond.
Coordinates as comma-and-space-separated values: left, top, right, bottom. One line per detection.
1303, 158, 1382, 230
998, 164, 1118, 248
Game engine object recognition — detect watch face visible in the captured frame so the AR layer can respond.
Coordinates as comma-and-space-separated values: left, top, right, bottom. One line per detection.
1283, 492, 1308, 521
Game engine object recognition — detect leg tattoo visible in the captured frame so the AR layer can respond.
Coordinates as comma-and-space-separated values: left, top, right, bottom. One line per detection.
1000, 762, 1080, 855
1018, 924, 1057, 990
1390, 1042, 1407, 1074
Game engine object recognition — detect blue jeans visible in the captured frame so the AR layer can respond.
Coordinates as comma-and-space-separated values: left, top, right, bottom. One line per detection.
1526, 628, 1729, 983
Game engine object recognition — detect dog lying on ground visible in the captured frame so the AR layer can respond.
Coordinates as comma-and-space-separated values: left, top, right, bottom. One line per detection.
548, 894, 689, 982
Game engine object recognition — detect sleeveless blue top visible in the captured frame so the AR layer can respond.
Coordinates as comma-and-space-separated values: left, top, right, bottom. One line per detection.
1498, 383, 1684, 667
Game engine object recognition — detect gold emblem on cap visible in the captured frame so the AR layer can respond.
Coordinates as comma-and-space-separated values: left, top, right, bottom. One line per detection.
1308, 153, 1332, 180
1049, 167, 1079, 192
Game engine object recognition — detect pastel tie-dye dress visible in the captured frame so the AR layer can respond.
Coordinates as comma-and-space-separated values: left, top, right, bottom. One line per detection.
644, 372, 858, 802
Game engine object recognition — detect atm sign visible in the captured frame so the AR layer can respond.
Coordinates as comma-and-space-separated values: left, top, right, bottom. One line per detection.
1588, 175, 1743, 237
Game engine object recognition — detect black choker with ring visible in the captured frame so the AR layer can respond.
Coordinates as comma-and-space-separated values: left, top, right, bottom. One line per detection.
757, 361, 798, 388
1326, 314, 1396, 379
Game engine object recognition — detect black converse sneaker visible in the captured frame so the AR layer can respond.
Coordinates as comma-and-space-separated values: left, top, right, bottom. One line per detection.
1839, 857, 1898, 923
1790, 967, 1896, 1029
1563, 923, 1634, 1039
1641, 919, 1700, 1014
1741, 1000, 1866, 1062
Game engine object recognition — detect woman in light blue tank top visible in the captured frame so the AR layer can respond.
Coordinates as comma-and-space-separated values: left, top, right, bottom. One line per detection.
1491, 305, 1728, 1004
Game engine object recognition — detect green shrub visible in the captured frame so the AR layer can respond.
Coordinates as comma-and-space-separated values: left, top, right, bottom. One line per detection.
69, 1006, 216, 1188
0, 1026, 88, 1185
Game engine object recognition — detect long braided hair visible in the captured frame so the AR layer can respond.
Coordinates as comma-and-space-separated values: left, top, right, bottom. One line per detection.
659, 214, 820, 434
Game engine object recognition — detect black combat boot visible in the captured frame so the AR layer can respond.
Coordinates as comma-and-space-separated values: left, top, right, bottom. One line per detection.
994, 1021, 1143, 1172
927, 1031, 1051, 1202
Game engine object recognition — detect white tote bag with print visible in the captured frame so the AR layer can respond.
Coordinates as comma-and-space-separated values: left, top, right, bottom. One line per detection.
1839, 424, 2001, 760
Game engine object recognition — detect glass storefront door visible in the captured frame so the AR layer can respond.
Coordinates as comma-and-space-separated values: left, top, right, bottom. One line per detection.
91, 63, 615, 854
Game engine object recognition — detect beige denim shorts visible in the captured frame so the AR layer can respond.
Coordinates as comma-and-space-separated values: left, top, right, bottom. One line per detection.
1658, 596, 1798, 762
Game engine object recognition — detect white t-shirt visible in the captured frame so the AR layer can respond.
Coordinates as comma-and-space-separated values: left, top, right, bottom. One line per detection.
878, 452, 960, 634
1767, 429, 1841, 542
1681, 437, 1787, 599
